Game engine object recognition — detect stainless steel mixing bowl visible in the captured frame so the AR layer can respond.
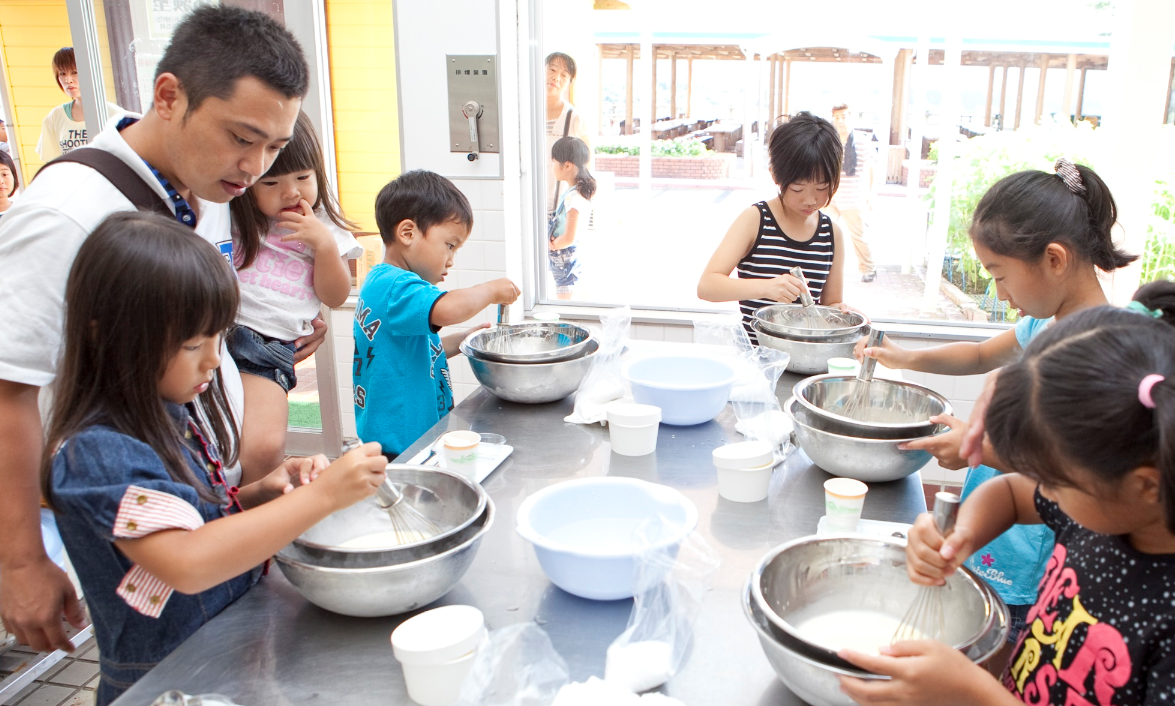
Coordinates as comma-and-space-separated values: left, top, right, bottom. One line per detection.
463, 322, 593, 364
752, 322, 869, 374
274, 497, 495, 617
752, 304, 870, 342
291, 465, 487, 568
750, 535, 1006, 669
461, 339, 598, 404
784, 397, 943, 482
792, 374, 952, 439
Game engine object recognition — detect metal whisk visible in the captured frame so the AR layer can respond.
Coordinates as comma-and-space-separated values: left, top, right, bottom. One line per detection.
892, 491, 961, 644
341, 438, 441, 544
840, 329, 886, 421
790, 266, 833, 330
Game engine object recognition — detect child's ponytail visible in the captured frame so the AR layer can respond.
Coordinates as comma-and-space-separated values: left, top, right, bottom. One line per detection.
551, 135, 595, 200
971, 160, 1137, 273
575, 166, 596, 201
1146, 375, 1175, 533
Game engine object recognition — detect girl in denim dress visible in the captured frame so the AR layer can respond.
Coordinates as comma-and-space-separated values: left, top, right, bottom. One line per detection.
41, 212, 387, 705
548, 136, 595, 300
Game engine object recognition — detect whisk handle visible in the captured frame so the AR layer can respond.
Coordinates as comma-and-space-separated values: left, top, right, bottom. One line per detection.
376, 478, 404, 509
789, 266, 816, 308
857, 329, 886, 382
933, 491, 961, 536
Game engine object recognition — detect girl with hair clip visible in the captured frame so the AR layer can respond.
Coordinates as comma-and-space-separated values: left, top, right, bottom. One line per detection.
228, 111, 363, 483
855, 159, 1136, 643
0, 150, 18, 219
840, 289, 1175, 706
697, 112, 847, 341
43, 212, 387, 705
548, 135, 595, 300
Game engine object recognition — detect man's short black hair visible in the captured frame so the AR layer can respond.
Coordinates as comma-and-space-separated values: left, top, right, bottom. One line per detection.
375, 170, 474, 244
154, 6, 308, 115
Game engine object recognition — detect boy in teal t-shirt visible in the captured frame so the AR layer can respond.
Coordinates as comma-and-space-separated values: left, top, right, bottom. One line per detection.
354, 170, 520, 457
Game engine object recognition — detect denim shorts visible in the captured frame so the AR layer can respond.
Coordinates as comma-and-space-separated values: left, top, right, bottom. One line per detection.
1006, 603, 1031, 644
548, 245, 579, 293
226, 326, 297, 392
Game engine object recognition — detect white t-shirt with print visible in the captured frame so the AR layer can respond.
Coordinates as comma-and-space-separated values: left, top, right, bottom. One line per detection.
235, 215, 362, 340
35, 102, 126, 161
0, 116, 244, 484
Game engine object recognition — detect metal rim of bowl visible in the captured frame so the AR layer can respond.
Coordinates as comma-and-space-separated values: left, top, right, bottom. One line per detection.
462, 322, 594, 364
277, 496, 495, 574
792, 374, 953, 434
751, 319, 869, 345
459, 337, 599, 369
749, 535, 996, 665
620, 355, 738, 392
752, 304, 870, 341
783, 396, 948, 445
515, 477, 699, 559
293, 464, 487, 556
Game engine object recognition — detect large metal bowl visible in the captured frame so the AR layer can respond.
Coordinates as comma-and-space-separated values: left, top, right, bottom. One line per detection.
752, 321, 868, 374
461, 339, 598, 404
750, 535, 1007, 672
742, 580, 1008, 706
785, 397, 943, 482
793, 374, 952, 440
463, 322, 593, 364
291, 465, 487, 568
274, 497, 494, 617
752, 304, 870, 342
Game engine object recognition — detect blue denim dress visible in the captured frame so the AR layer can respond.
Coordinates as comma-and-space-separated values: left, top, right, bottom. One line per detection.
49, 403, 258, 705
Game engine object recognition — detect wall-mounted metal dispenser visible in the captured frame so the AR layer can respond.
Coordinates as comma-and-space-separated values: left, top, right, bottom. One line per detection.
447, 55, 499, 161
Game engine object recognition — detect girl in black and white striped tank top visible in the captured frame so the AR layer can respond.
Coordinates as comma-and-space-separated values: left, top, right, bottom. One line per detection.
737, 202, 835, 330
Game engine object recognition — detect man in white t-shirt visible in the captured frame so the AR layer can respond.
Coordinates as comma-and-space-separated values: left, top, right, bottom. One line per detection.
0, 6, 314, 654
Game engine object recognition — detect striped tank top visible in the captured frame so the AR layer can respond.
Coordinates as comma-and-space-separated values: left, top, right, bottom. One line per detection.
737, 200, 835, 337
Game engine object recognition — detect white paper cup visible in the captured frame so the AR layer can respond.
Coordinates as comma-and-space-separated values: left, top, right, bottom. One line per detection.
392, 605, 486, 706
716, 461, 774, 503
827, 357, 860, 376
823, 477, 868, 531
606, 402, 661, 456
442, 431, 481, 478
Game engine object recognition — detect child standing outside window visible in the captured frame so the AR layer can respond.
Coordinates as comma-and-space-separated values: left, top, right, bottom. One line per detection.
35, 47, 122, 161
43, 213, 387, 705
697, 112, 847, 340
548, 135, 595, 300
354, 170, 520, 457
0, 151, 18, 219
228, 112, 363, 483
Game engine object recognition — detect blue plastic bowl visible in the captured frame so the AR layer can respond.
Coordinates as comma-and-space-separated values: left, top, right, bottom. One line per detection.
515, 477, 698, 600
623, 355, 736, 426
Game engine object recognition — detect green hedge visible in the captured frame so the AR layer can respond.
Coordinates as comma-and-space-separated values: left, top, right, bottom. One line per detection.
594, 138, 708, 158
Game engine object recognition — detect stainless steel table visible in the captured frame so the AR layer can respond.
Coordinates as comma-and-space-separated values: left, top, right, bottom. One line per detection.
112, 372, 926, 705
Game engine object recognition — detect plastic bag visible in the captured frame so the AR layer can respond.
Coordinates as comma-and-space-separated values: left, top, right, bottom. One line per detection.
456, 623, 570, 706
552, 677, 685, 705
604, 526, 721, 693
565, 306, 632, 425
150, 693, 242, 706
692, 317, 793, 455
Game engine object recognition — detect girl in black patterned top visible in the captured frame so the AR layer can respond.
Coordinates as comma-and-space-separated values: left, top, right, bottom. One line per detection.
698, 112, 847, 340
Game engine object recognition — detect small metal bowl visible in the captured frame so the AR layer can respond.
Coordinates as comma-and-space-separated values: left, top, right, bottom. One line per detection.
753, 304, 870, 342
792, 374, 952, 440
462, 339, 598, 404
463, 322, 593, 364
291, 465, 487, 568
785, 397, 944, 482
753, 322, 869, 374
750, 535, 1006, 672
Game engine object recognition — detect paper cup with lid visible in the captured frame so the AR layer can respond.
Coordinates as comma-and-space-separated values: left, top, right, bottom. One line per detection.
712, 440, 775, 503
826, 357, 860, 376
823, 477, 869, 532
442, 430, 481, 479
606, 402, 661, 457
391, 604, 488, 706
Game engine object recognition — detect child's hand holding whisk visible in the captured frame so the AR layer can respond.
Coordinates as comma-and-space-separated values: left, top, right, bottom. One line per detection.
315, 441, 389, 509
759, 272, 804, 303
854, 333, 911, 370
905, 510, 976, 586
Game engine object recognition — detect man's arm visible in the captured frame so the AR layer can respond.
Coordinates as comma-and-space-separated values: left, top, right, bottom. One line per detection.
0, 380, 85, 652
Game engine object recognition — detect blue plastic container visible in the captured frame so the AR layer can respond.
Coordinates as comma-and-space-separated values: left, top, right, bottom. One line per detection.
515, 478, 698, 600
623, 355, 736, 426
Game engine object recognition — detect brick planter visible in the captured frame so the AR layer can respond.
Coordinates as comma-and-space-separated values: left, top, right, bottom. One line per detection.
594, 153, 732, 179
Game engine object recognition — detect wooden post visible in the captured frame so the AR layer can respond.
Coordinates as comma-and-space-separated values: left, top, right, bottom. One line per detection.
1014, 61, 1026, 128
1062, 53, 1077, 123
598, 50, 604, 135
891, 48, 911, 146
768, 57, 777, 122
775, 56, 784, 118
783, 57, 791, 116
625, 45, 634, 135
1077, 67, 1087, 120
651, 46, 658, 126
998, 64, 1009, 129
687, 58, 693, 119
1034, 53, 1049, 124
984, 64, 996, 126
670, 51, 677, 119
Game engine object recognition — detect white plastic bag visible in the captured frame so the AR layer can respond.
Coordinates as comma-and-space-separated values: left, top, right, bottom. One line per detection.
604, 528, 721, 693
565, 306, 632, 425
456, 623, 570, 706
150, 693, 241, 706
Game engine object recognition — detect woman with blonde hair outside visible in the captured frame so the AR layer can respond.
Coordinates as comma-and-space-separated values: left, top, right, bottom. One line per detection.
545, 51, 591, 217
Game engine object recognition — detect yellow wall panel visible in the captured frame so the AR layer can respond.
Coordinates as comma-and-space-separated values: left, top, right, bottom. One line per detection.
326, 0, 400, 235
0, 0, 72, 182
